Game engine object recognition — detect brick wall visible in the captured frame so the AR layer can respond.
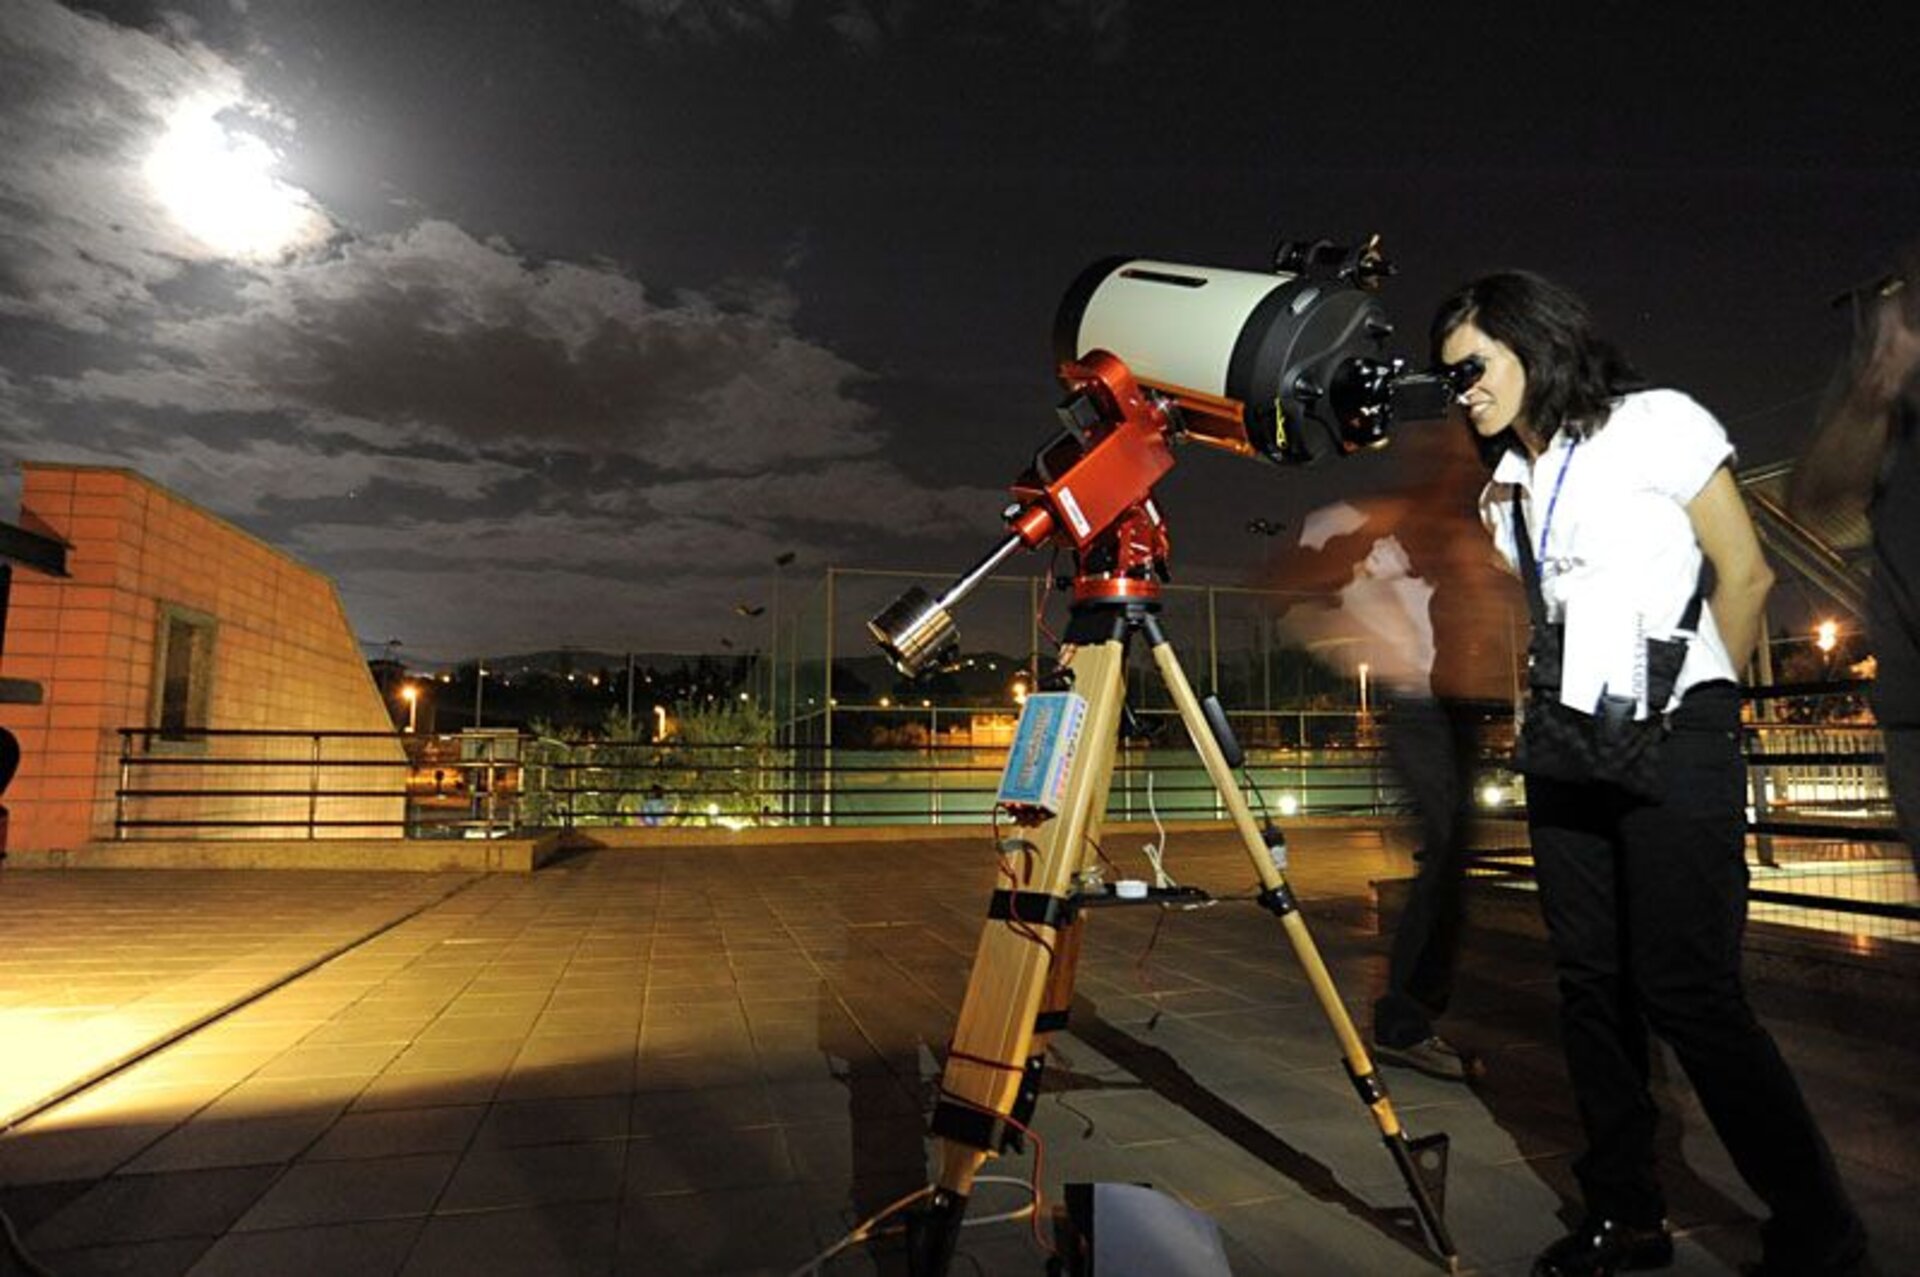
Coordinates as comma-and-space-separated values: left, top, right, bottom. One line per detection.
0, 465, 405, 853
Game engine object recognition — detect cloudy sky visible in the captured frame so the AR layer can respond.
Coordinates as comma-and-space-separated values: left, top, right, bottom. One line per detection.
2, 1, 1916, 662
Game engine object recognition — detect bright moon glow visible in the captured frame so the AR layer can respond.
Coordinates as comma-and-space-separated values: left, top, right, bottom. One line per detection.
144, 99, 329, 260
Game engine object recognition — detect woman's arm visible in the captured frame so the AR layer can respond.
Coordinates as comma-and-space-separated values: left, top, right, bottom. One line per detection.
1687, 465, 1775, 670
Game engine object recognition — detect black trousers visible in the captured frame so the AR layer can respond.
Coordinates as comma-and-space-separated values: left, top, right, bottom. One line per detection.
1527, 683, 1864, 1267
1373, 695, 1487, 1047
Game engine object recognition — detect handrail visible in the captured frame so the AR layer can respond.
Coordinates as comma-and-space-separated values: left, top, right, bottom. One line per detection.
101, 692, 1913, 934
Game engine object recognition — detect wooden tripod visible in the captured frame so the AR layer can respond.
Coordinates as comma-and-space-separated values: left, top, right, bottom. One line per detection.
905, 598, 1456, 1276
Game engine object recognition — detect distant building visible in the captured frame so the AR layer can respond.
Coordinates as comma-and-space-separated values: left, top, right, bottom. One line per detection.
0, 464, 405, 855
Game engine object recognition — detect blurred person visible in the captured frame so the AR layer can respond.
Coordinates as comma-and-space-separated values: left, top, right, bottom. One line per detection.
1789, 238, 1920, 877
641, 784, 671, 827
1435, 271, 1866, 1277
1276, 423, 1519, 1082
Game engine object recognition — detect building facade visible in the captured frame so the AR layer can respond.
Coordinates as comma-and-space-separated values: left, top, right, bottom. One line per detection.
0, 464, 404, 854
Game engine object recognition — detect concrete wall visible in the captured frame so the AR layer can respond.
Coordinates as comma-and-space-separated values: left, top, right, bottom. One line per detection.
0, 465, 405, 853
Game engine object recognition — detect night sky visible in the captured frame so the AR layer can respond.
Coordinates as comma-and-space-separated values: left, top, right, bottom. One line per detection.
3, 1, 1916, 663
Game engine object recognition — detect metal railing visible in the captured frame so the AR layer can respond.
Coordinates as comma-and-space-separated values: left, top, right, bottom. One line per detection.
113, 728, 523, 840
108, 689, 1915, 937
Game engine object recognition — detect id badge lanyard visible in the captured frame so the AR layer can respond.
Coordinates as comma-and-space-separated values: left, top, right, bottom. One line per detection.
1532, 437, 1579, 585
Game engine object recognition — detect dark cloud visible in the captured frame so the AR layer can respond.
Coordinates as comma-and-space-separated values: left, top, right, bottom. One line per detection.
0, 0, 1000, 655
616, 0, 1129, 57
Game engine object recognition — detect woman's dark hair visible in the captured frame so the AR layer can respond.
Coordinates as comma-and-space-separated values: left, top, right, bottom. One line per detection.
1429, 271, 1646, 461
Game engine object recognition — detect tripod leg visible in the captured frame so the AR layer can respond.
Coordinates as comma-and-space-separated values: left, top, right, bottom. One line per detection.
1145, 633, 1459, 1269
908, 641, 1128, 1277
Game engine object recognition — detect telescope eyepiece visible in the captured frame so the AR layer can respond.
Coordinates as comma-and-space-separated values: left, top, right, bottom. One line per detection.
1441, 354, 1487, 399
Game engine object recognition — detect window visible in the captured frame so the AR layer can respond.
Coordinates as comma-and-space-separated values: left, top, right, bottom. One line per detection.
153, 604, 216, 742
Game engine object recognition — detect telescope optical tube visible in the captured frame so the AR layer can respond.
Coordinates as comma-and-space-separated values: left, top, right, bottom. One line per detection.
1053, 257, 1397, 463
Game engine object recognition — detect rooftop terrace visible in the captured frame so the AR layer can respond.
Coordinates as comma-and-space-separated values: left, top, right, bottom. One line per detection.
0, 823, 1912, 1276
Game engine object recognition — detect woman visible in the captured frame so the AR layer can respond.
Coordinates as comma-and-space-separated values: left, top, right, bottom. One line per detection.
1432, 272, 1866, 1277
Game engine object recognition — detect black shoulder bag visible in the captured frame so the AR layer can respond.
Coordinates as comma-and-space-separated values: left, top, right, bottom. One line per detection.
1509, 492, 1705, 802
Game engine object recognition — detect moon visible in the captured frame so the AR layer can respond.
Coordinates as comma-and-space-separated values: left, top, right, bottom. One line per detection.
144, 97, 330, 261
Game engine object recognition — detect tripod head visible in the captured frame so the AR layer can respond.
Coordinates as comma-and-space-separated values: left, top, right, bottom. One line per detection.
871, 237, 1455, 678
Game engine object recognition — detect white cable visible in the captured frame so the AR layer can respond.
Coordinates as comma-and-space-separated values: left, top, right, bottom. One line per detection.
1140, 771, 1176, 888
783, 1176, 1039, 1276
1, 1204, 59, 1277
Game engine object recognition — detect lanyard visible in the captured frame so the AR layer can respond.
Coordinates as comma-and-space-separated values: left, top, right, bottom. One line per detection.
1533, 436, 1578, 575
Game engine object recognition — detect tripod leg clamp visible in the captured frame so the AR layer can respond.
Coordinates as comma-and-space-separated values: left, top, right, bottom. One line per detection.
1255, 881, 1300, 917
1006, 1056, 1047, 1149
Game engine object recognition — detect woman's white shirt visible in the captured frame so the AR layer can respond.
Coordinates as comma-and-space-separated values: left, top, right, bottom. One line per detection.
1479, 389, 1739, 714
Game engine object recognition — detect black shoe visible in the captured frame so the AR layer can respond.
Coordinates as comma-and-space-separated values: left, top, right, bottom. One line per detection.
1532, 1217, 1674, 1277
1372, 1034, 1483, 1082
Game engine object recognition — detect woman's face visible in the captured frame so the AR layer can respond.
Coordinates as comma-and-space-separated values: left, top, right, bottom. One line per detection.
1439, 319, 1529, 440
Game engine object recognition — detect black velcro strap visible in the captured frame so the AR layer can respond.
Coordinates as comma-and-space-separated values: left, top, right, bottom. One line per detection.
1033, 1008, 1071, 1033
930, 1099, 1007, 1152
989, 889, 1073, 928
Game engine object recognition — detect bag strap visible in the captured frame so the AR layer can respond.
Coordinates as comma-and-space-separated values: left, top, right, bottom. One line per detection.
1509, 489, 1708, 634
1510, 491, 1550, 626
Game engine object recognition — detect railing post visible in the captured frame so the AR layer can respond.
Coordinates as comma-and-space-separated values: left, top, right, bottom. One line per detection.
115, 731, 131, 840
484, 734, 498, 838
1749, 717, 1779, 869
929, 707, 940, 825
823, 566, 836, 826
307, 732, 321, 839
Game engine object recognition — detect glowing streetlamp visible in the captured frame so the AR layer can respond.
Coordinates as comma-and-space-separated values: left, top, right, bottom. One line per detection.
1011, 675, 1029, 707
400, 684, 419, 733
1357, 661, 1371, 715
653, 704, 669, 740
1815, 619, 1839, 654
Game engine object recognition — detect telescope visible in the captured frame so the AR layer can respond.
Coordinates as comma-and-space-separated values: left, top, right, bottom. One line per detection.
862, 237, 1464, 1276
871, 235, 1460, 677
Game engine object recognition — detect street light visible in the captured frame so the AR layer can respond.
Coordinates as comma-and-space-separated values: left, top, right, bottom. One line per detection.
771, 551, 794, 727
401, 684, 419, 733
1815, 619, 1839, 654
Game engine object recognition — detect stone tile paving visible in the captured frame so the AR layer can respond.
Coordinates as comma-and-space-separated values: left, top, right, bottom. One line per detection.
0, 869, 478, 1129
0, 827, 1912, 1276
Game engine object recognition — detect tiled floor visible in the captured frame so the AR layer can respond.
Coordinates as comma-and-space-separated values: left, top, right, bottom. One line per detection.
0, 825, 1913, 1276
